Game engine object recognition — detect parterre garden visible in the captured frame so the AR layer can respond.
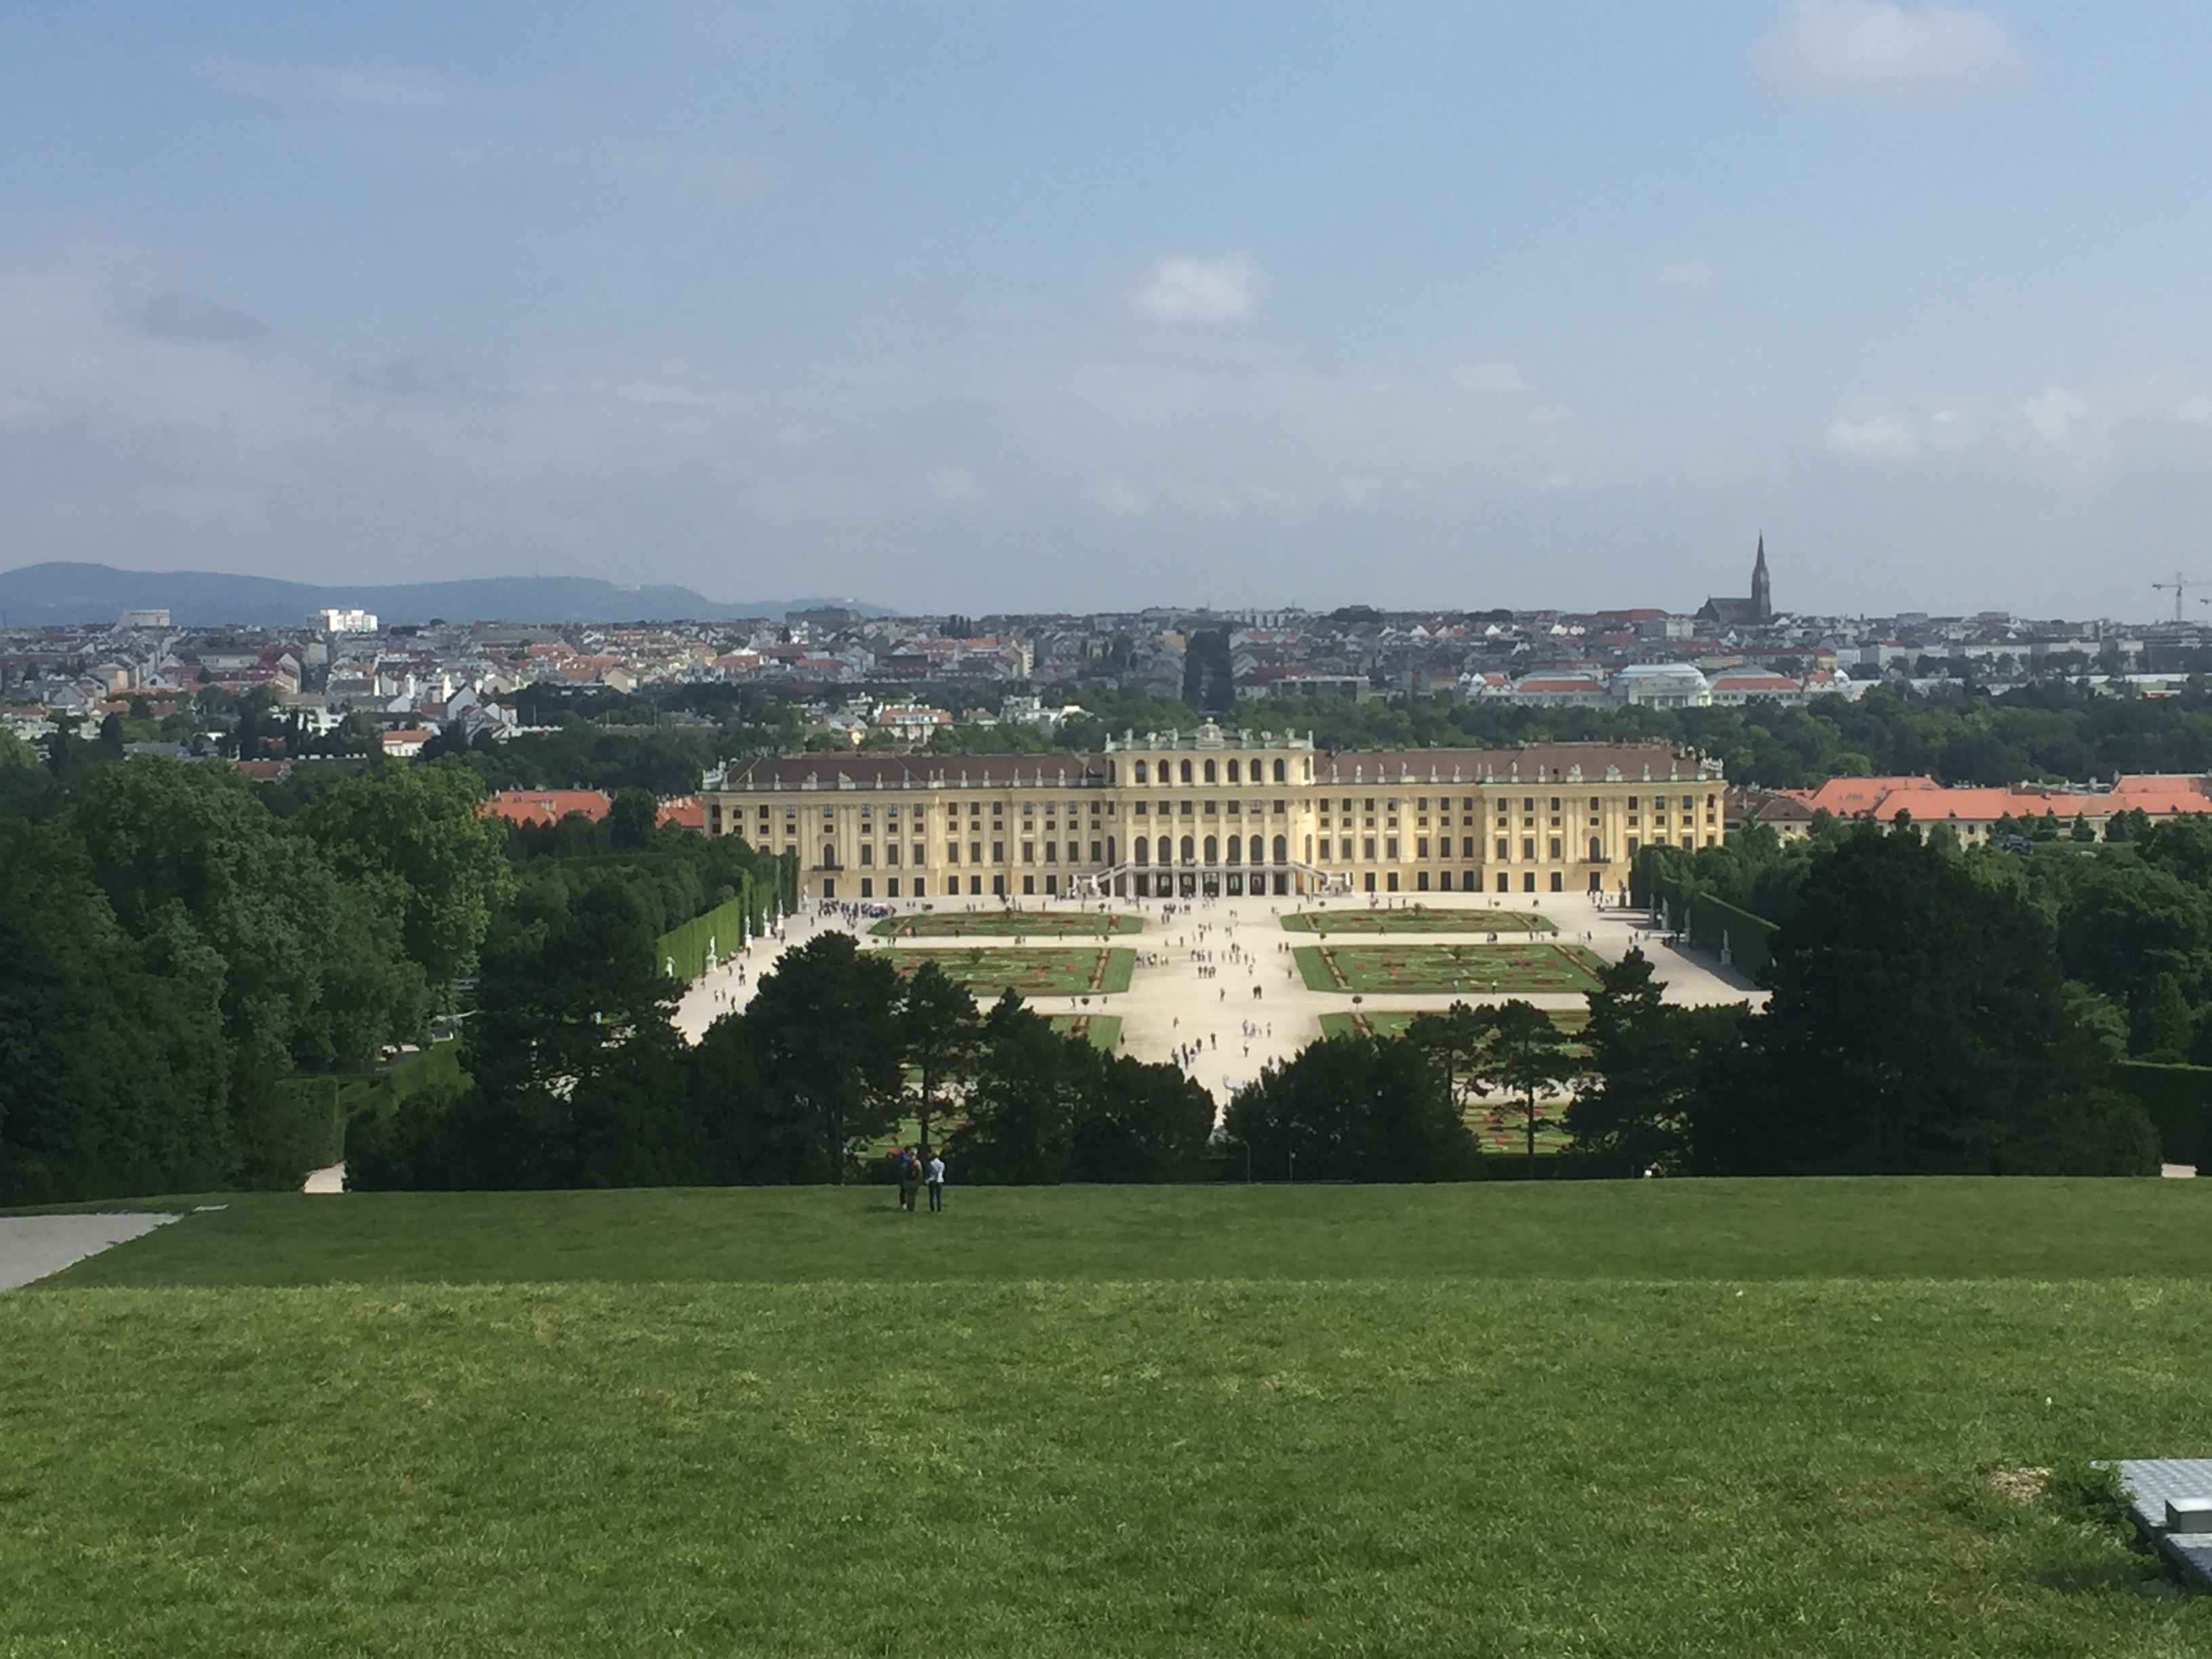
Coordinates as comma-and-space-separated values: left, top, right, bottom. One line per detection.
871, 910, 1143, 939
1282, 907, 1557, 935
1317, 1008, 1589, 1042
1295, 941, 1609, 996
1046, 1013, 1123, 1051
892, 946, 1136, 997
7, 1181, 2211, 1657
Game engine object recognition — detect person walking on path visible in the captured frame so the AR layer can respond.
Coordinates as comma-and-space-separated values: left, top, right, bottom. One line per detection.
926, 1153, 945, 1212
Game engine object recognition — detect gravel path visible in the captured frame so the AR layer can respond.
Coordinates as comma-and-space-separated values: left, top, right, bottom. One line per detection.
0, 1213, 179, 1290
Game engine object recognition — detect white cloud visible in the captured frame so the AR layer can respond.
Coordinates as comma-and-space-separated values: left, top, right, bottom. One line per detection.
188, 53, 476, 111
921, 464, 983, 508
1761, 1, 2027, 100
2021, 386, 2090, 443
1652, 257, 1717, 298
1451, 362, 1527, 394
1134, 255, 1256, 323
119, 290, 268, 343
1828, 412, 1923, 459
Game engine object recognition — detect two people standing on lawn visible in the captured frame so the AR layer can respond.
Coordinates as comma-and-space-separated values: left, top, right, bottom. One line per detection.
895, 1148, 948, 1213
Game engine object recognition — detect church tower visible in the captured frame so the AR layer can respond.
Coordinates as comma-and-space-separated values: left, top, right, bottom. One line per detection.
1750, 536, 1771, 623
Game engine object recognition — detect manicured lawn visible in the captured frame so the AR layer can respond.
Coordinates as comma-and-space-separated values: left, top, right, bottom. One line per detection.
38, 1179, 2212, 1286
11, 1182, 2212, 1656
1282, 906, 1556, 935
1318, 1008, 1589, 1041
1047, 1012, 1124, 1051
892, 946, 1136, 996
1295, 941, 1609, 995
872, 910, 1143, 939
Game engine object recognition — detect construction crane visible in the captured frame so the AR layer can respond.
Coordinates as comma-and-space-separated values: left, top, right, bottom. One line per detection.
2152, 572, 2212, 622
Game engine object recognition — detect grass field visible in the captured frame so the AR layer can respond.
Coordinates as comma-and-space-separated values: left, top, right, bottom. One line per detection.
892, 945, 1136, 996
1318, 1008, 1590, 1041
1282, 906, 1557, 935
1296, 941, 1610, 995
872, 910, 1143, 939
1047, 1012, 1123, 1051
10, 1182, 2212, 1656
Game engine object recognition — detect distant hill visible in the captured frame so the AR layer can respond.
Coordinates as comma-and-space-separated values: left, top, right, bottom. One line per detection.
0, 563, 893, 628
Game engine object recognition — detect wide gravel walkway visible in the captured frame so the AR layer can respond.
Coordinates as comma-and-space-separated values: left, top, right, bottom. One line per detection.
0, 1213, 178, 1290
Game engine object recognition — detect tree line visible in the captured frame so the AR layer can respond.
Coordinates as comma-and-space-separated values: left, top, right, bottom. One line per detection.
1229, 821, 2160, 1180
0, 741, 783, 1204
347, 934, 1217, 1189
1645, 805, 2212, 1069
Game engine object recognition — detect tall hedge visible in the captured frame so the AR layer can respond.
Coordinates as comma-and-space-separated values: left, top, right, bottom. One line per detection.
2110, 1060, 2212, 1166
655, 897, 749, 983
1689, 893, 1778, 981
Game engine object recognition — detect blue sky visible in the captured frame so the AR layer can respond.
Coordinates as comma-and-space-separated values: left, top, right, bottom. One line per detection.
2, 1, 2209, 617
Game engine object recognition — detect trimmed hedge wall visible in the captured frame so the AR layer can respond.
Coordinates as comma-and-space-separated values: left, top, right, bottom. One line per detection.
656, 897, 748, 983
2110, 1060, 2212, 1167
1689, 893, 1778, 982
1635, 859, 1778, 983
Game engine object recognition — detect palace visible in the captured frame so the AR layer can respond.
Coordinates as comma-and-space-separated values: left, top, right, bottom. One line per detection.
702, 726, 1725, 903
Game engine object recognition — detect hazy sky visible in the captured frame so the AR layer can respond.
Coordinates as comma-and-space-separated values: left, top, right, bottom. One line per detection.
3, 2, 2209, 618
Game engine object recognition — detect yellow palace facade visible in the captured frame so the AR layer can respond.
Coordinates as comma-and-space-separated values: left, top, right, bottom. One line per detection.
701, 723, 1725, 903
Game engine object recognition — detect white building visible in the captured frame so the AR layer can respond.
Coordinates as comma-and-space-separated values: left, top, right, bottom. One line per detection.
317, 608, 380, 635
1610, 663, 1712, 708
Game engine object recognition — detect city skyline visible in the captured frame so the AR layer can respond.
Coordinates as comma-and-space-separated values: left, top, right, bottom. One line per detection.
6, 4, 2212, 617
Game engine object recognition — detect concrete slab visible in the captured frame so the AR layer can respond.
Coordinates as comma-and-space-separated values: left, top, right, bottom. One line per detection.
2120, 1458, 2212, 1588
0, 1212, 178, 1290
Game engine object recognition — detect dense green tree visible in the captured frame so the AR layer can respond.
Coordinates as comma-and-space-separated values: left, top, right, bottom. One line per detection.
0, 819, 232, 1203
1066, 1055, 1217, 1182
899, 958, 978, 1155
1470, 1000, 1578, 1164
70, 757, 424, 1073
743, 933, 903, 1182
1225, 1033, 1479, 1182
299, 764, 515, 988
443, 879, 683, 1187
946, 993, 1094, 1183
1565, 949, 1749, 1174
606, 786, 660, 848
1700, 823, 2158, 1175
1406, 1001, 1493, 1115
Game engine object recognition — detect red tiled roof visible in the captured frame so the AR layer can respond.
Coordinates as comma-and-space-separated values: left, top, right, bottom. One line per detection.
483, 788, 613, 825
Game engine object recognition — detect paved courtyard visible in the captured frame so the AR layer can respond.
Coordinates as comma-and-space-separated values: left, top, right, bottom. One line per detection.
676, 890, 1765, 1107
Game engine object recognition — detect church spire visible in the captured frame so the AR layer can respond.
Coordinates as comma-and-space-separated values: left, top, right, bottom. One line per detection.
1750, 535, 1771, 622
